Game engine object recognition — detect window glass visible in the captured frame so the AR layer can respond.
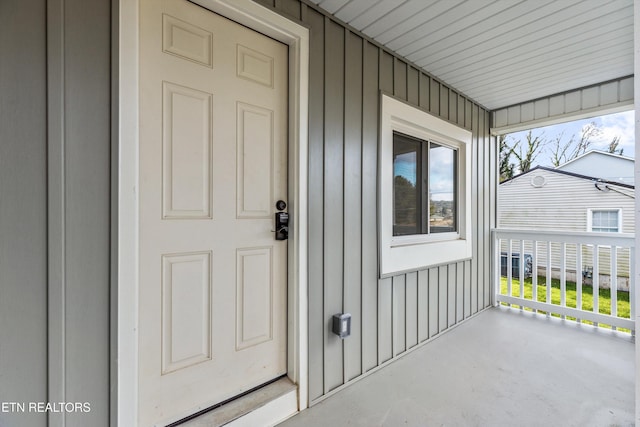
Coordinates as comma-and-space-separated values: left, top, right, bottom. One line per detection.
393, 133, 420, 236
392, 132, 457, 237
591, 210, 619, 232
429, 143, 456, 233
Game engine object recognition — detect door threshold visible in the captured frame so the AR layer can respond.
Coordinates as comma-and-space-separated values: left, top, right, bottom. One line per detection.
176, 377, 298, 427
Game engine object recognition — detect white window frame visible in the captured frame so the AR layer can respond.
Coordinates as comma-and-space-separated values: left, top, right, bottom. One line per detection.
587, 208, 622, 233
379, 94, 472, 277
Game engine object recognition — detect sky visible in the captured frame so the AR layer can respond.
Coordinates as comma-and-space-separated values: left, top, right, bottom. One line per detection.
393, 144, 455, 202
505, 110, 635, 169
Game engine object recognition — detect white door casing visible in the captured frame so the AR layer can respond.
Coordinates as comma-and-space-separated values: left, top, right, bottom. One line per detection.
117, 0, 309, 425
137, 0, 291, 424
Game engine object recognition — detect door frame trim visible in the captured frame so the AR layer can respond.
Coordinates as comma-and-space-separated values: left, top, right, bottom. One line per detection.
116, 1, 309, 424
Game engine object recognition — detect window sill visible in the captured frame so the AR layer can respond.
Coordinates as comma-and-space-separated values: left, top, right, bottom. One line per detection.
391, 232, 460, 247
380, 237, 472, 277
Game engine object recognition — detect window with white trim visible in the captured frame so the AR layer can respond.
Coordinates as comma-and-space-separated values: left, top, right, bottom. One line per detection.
588, 209, 621, 233
380, 94, 472, 276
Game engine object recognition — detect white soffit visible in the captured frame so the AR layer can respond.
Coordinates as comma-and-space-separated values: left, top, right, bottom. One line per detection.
306, 0, 634, 111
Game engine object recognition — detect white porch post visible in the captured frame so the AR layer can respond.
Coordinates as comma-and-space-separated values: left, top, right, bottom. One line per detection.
634, 0, 640, 423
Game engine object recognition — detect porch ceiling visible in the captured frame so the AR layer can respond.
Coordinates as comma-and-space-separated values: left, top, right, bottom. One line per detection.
306, 0, 634, 110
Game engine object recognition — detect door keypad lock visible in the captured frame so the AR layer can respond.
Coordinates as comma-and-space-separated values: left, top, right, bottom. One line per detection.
275, 200, 288, 241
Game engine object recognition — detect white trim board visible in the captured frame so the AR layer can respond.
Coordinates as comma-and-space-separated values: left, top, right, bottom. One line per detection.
116, 0, 309, 424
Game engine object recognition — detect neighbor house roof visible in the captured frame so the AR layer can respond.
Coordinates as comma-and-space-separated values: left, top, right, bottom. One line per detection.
556, 150, 635, 169
555, 150, 634, 185
501, 165, 635, 190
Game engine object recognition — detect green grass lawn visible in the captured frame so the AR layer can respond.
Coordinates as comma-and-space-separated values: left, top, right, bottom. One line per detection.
499, 275, 631, 331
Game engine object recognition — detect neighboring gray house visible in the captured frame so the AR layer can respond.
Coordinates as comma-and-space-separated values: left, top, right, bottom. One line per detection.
499, 166, 635, 288
556, 150, 635, 185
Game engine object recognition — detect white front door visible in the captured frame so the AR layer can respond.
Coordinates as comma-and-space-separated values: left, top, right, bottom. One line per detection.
138, 0, 288, 424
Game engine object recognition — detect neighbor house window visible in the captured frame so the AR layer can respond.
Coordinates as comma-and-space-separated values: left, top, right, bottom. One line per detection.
393, 132, 457, 236
589, 209, 621, 232
380, 94, 472, 276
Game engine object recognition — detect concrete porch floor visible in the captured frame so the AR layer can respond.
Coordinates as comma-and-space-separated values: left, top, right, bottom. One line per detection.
280, 307, 635, 427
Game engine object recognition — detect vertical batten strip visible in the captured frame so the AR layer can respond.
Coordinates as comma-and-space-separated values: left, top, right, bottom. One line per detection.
341, 22, 347, 387
407, 66, 419, 105
483, 110, 491, 308
428, 268, 439, 338
392, 275, 406, 356
438, 265, 448, 333
471, 103, 479, 314
393, 58, 407, 100
378, 278, 393, 364
343, 29, 363, 382
377, 48, 393, 366
322, 16, 345, 393
456, 262, 464, 323
430, 79, 440, 116
447, 264, 456, 328
417, 270, 429, 341
478, 109, 486, 309
406, 272, 418, 349
489, 130, 497, 308
361, 40, 378, 372
48, 0, 67, 424
419, 74, 430, 111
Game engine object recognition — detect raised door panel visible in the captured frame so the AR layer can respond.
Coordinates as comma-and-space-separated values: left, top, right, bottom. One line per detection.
236, 247, 274, 349
162, 82, 213, 219
236, 103, 273, 219
162, 14, 213, 67
161, 252, 212, 374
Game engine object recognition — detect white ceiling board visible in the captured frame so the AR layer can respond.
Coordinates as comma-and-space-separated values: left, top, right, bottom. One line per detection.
406, 0, 570, 68
347, 0, 405, 29
446, 25, 633, 89
372, 0, 468, 45
363, 0, 446, 39
387, 1, 506, 55
316, 0, 350, 14
305, 0, 634, 110
418, 3, 631, 74
335, 0, 383, 23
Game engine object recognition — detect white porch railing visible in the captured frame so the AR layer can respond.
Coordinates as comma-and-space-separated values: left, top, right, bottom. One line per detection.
492, 228, 635, 333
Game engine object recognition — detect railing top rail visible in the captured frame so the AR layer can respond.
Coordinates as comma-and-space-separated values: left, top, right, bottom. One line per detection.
492, 228, 635, 247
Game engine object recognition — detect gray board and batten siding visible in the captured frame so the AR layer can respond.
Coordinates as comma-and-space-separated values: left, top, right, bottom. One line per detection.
0, 0, 111, 426
255, 0, 496, 404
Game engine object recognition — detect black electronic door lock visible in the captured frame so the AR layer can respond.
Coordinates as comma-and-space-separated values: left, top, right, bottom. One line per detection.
274, 200, 288, 241
275, 211, 289, 240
